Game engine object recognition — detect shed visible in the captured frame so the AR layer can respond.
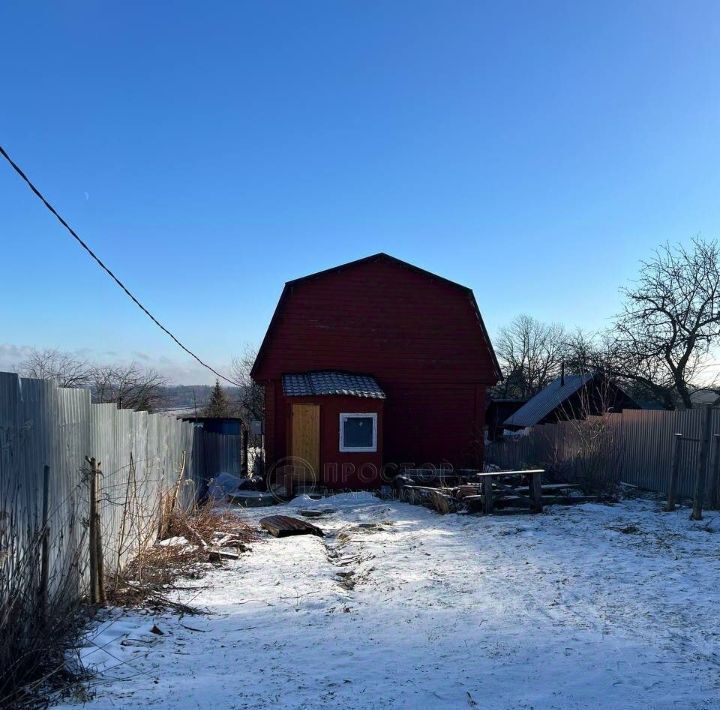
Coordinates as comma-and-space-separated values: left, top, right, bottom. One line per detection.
251, 253, 500, 489
178, 416, 245, 436
179, 416, 249, 476
486, 398, 528, 441
502, 372, 640, 430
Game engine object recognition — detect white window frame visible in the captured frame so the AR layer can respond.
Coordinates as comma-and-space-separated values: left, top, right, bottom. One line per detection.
339, 412, 378, 453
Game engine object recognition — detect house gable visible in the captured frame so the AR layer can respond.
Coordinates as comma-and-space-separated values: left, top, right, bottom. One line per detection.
251, 253, 500, 384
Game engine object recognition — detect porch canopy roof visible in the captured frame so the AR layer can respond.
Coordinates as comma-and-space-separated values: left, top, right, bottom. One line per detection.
282, 371, 386, 399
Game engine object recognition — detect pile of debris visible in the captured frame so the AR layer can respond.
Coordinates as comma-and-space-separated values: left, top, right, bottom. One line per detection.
392, 468, 595, 515
109, 504, 257, 612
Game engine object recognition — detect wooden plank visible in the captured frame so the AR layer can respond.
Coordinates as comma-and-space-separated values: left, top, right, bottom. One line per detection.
459, 482, 580, 493
494, 495, 531, 505
513, 483, 581, 492
260, 514, 324, 538
473, 469, 544, 478
457, 484, 482, 498
541, 495, 598, 505
401, 485, 456, 494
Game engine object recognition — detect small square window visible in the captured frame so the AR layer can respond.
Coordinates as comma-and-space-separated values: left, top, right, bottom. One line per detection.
339, 413, 377, 452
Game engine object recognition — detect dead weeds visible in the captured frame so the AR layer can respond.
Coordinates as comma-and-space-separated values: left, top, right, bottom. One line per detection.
107, 504, 257, 613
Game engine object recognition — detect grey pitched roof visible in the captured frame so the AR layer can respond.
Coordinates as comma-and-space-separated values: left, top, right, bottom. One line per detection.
503, 373, 595, 428
282, 371, 386, 399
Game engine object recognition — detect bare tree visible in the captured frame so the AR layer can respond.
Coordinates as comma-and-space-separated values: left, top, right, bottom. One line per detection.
610, 237, 720, 409
556, 377, 623, 498
91, 363, 168, 412
494, 314, 567, 399
18, 348, 91, 388
231, 345, 264, 428
554, 329, 678, 409
562, 329, 599, 375
18, 349, 169, 411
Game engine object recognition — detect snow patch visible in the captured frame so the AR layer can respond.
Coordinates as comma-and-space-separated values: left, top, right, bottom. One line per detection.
56, 495, 720, 709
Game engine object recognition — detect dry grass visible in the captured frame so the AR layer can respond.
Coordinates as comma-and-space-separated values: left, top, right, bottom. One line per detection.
107, 503, 256, 613
0, 529, 89, 709
163, 502, 256, 546
1, 497, 257, 707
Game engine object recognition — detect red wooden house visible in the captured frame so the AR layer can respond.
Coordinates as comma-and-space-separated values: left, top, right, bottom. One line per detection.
251, 253, 500, 489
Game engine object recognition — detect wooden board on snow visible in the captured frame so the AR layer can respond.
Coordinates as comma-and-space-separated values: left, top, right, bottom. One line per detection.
259, 515, 324, 538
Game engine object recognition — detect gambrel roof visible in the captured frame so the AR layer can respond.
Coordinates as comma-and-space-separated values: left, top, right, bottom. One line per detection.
251, 253, 501, 381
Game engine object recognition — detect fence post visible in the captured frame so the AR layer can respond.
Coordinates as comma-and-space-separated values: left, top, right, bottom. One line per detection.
86, 457, 98, 603
86, 456, 105, 604
95, 460, 106, 605
38, 464, 50, 622
664, 434, 683, 512
691, 406, 713, 521
710, 434, 720, 509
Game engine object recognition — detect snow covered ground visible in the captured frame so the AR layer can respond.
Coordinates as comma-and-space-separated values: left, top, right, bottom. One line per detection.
55, 494, 720, 709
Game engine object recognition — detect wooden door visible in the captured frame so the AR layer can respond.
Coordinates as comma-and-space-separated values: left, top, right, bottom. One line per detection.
291, 404, 320, 482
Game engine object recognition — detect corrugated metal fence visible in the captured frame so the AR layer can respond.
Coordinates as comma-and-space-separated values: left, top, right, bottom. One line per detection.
0, 372, 243, 618
202, 432, 244, 479
486, 407, 720, 504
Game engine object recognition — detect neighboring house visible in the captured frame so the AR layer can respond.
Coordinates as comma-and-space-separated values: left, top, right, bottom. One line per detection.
502, 372, 640, 431
689, 388, 720, 407
251, 253, 501, 488
486, 398, 528, 441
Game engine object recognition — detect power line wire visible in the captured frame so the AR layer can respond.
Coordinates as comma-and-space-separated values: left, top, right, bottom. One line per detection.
0, 144, 240, 387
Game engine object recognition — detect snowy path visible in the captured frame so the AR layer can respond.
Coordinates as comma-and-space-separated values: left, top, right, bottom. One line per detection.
56, 494, 720, 709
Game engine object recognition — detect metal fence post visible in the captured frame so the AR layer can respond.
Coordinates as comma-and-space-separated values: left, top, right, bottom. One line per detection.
664, 433, 683, 512
710, 434, 720, 509
691, 406, 713, 521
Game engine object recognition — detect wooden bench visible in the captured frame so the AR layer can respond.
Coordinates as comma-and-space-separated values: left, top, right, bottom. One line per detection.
474, 469, 545, 514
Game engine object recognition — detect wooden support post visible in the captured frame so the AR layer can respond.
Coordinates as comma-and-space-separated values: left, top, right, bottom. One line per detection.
38, 464, 50, 622
482, 477, 494, 515
529, 470, 543, 513
168, 451, 187, 527
691, 406, 713, 521
86, 456, 105, 604
95, 460, 106, 604
87, 457, 98, 603
664, 433, 683, 512
157, 489, 165, 541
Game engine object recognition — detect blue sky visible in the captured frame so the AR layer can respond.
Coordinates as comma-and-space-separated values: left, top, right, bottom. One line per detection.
2, 1, 720, 384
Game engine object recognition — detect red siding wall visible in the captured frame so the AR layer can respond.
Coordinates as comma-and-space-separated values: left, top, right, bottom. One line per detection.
282, 395, 384, 488
255, 256, 498, 474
